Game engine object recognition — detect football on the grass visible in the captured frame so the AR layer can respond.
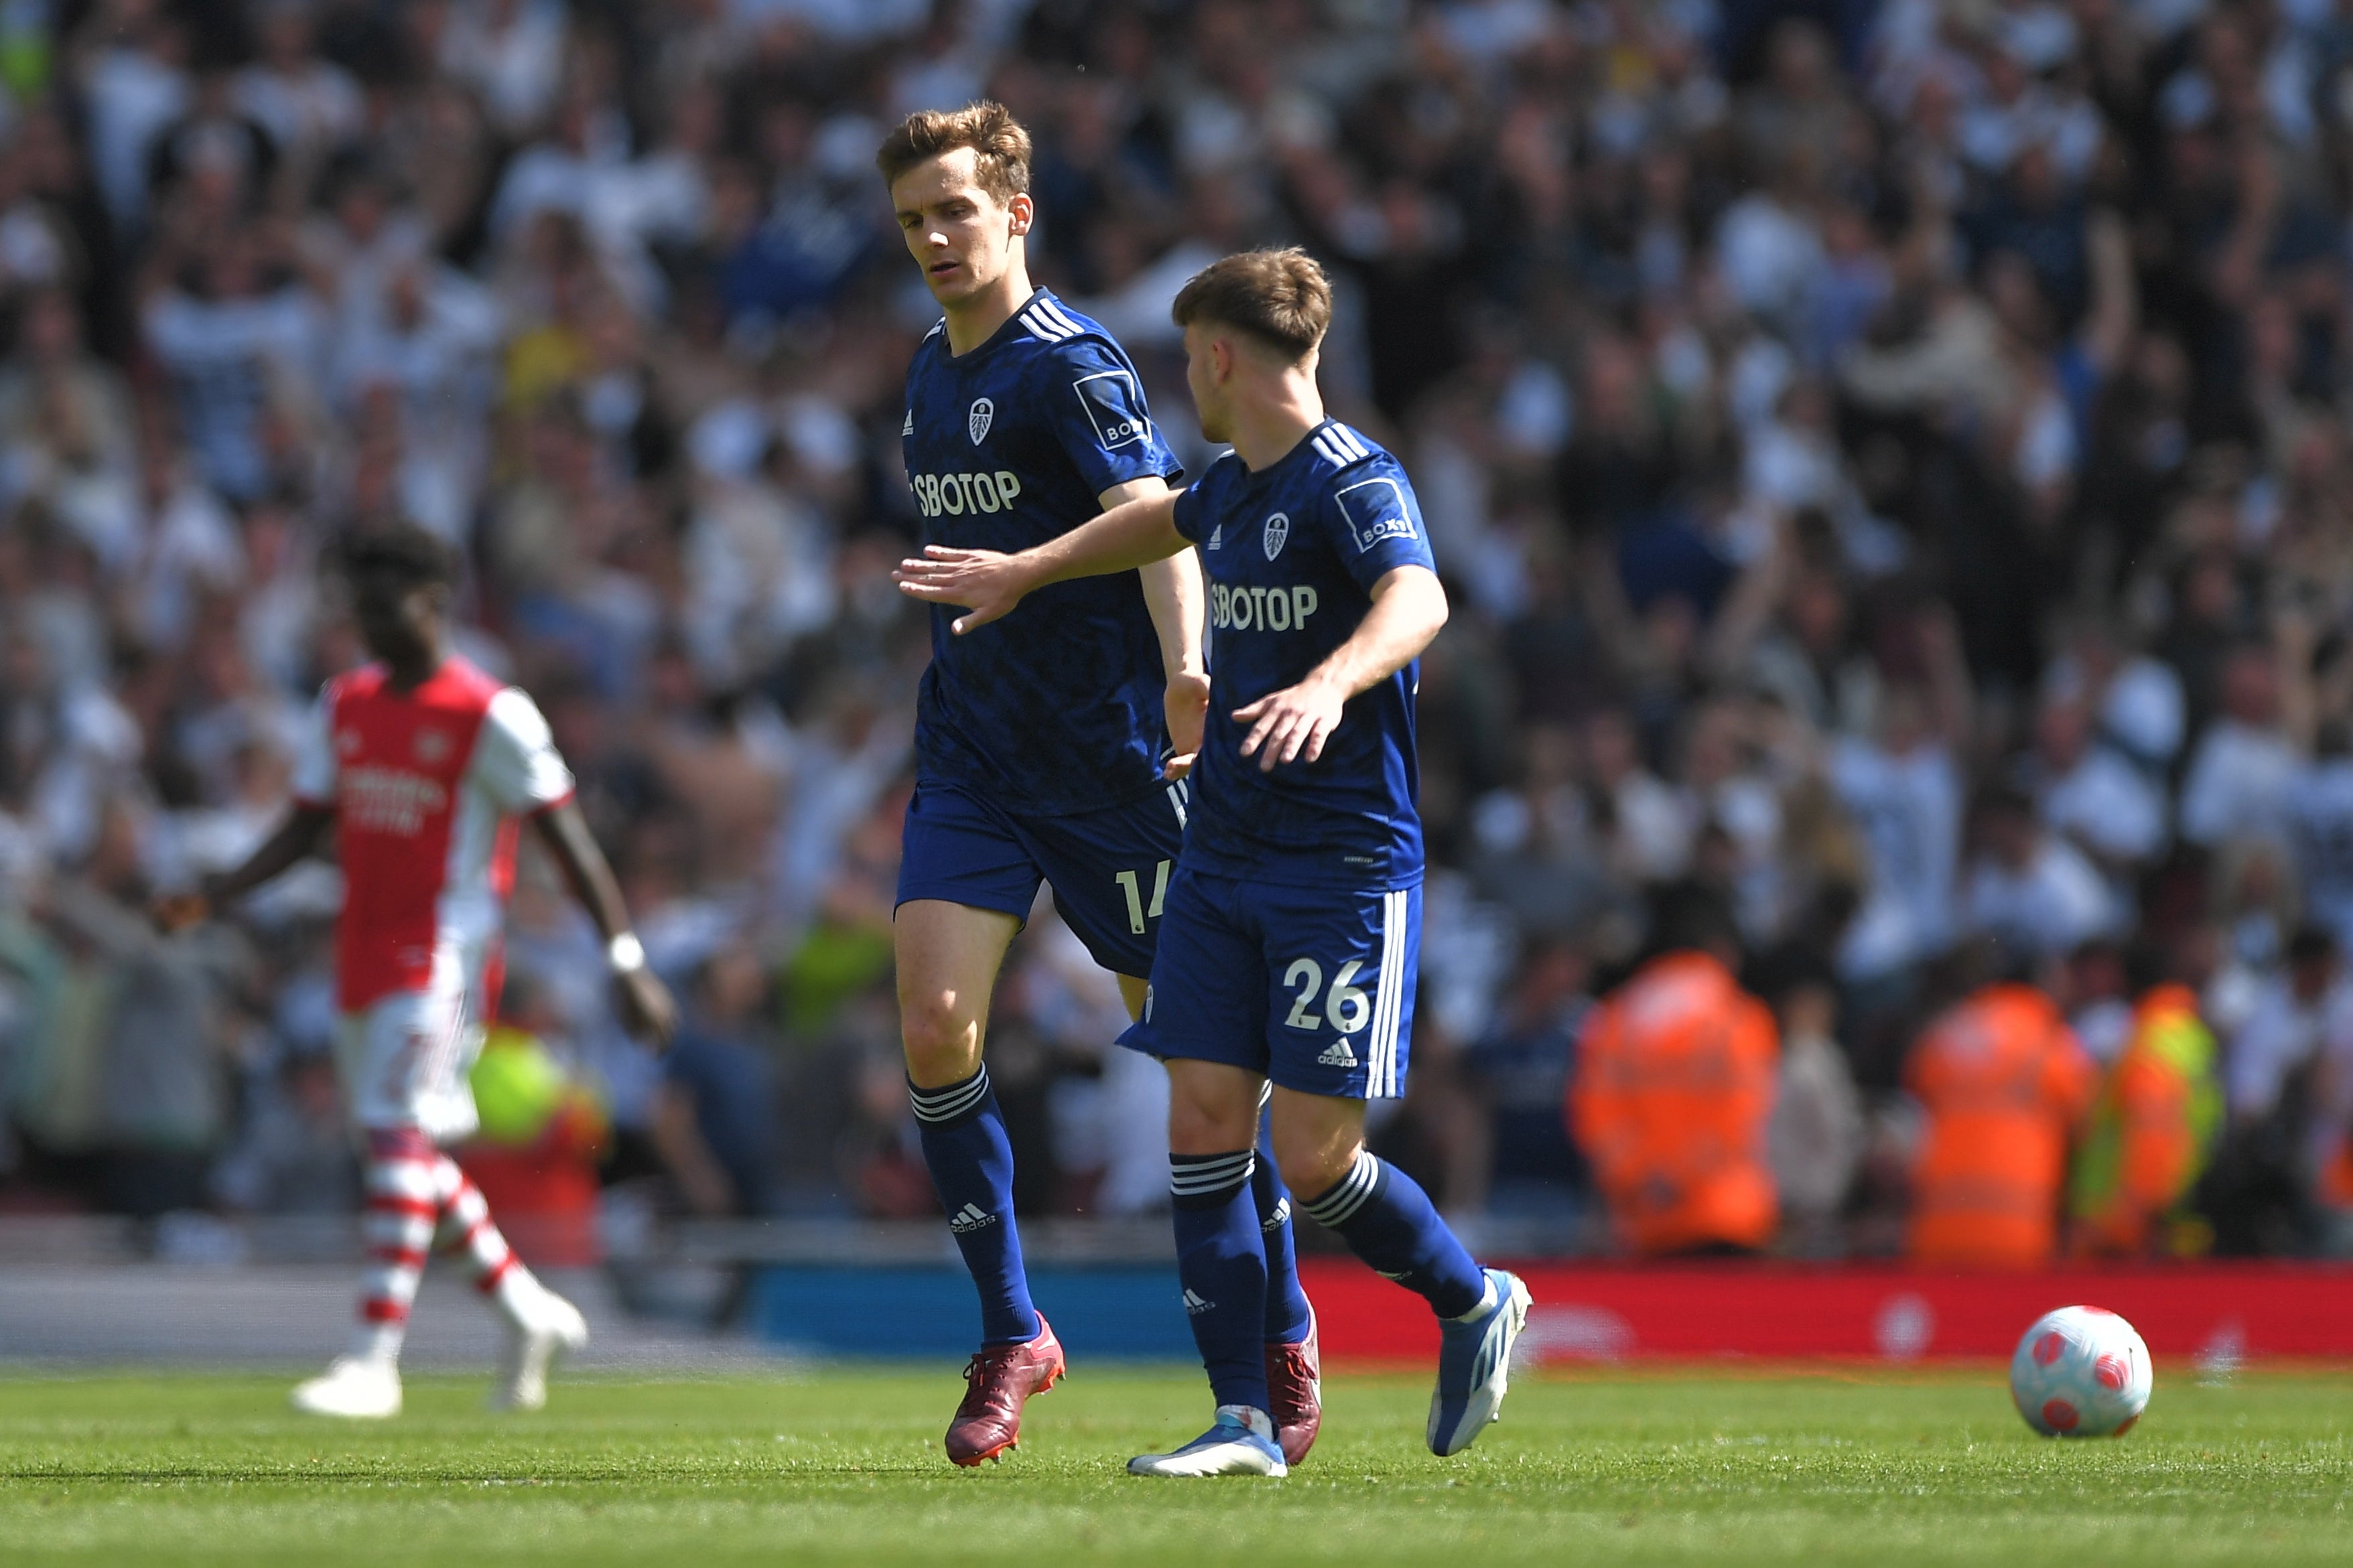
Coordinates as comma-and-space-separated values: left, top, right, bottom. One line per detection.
2009, 1305, 2153, 1437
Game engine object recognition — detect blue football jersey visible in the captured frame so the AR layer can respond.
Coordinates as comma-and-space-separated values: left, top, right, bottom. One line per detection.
1170, 419, 1437, 888
902, 289, 1183, 814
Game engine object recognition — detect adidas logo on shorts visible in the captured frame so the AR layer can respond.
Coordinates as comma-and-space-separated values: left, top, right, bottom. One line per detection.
1182, 1289, 1215, 1316
948, 1203, 997, 1234
1317, 1040, 1358, 1068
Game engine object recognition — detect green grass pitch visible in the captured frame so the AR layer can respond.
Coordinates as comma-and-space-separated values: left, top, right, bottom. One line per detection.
1, 1367, 2346, 1565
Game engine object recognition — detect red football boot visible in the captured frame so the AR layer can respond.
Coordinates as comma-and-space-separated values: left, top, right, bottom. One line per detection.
945, 1315, 1066, 1466
1265, 1305, 1322, 1466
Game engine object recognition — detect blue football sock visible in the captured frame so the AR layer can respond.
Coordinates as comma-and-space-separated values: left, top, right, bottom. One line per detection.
1170, 1150, 1271, 1414
911, 1066, 1038, 1346
1252, 1155, 1313, 1346
1301, 1149, 1486, 1320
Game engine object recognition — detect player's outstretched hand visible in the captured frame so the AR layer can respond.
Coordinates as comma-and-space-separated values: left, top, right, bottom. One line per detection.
617, 965, 680, 1052
1163, 669, 1209, 780
1233, 674, 1345, 772
893, 545, 1034, 634
151, 886, 214, 934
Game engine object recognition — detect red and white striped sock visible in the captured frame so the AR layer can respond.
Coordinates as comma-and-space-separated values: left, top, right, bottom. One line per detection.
350, 1129, 449, 1363
351, 1131, 546, 1362
432, 1162, 543, 1326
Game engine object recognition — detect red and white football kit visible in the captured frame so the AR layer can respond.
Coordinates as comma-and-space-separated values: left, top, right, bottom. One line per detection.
291, 655, 574, 1142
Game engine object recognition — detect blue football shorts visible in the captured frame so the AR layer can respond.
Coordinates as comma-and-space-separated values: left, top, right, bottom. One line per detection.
1121, 861, 1420, 1100
896, 777, 1191, 978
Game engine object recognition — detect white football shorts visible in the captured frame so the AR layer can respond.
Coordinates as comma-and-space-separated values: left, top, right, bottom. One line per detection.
334, 942, 484, 1143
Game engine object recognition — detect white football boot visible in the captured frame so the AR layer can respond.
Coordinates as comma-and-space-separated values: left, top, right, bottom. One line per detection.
1127, 1406, 1289, 1478
488, 1285, 589, 1412
291, 1356, 403, 1419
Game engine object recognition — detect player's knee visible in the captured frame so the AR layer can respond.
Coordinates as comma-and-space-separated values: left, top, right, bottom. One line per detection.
1271, 1121, 1363, 1200
899, 995, 982, 1085
1164, 1064, 1258, 1153
1166, 1090, 1252, 1154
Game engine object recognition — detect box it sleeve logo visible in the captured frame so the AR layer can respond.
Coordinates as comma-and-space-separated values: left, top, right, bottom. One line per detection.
1335, 478, 1417, 553
1073, 370, 1150, 451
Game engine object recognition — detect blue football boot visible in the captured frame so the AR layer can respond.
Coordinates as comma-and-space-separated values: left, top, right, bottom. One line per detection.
1427, 1269, 1532, 1456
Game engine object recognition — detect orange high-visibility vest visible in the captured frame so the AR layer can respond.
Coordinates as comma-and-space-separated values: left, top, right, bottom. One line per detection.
2070, 984, 2221, 1257
2319, 1139, 2353, 1210
1905, 983, 2096, 1268
1570, 951, 1780, 1255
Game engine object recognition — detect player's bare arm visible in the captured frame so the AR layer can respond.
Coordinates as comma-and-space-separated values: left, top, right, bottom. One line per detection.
531, 800, 679, 1047
152, 802, 336, 930
1233, 565, 1447, 772
892, 486, 1187, 632
1109, 476, 1211, 780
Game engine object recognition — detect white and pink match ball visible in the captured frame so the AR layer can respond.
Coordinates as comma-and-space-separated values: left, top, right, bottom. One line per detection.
2009, 1305, 2153, 1437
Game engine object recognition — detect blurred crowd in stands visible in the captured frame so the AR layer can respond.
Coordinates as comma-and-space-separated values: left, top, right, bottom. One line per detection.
7, 0, 2353, 1267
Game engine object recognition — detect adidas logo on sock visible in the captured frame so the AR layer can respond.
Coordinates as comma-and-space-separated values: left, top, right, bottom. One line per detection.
1182, 1289, 1215, 1316
1317, 1040, 1357, 1068
948, 1203, 997, 1234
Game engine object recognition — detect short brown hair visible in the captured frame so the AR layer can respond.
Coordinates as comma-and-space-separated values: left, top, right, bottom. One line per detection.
876, 102, 1032, 203
1170, 248, 1333, 361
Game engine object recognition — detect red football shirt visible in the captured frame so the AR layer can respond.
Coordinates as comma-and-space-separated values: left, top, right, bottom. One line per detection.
291, 656, 574, 1011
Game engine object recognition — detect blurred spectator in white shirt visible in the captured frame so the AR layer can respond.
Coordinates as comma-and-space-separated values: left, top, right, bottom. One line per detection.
2031, 685, 2167, 868
1584, 707, 1692, 885
141, 235, 325, 504
1767, 971, 1864, 1256
0, 289, 140, 570
233, 1, 364, 170
440, 0, 570, 139
2289, 722, 2353, 954
1963, 784, 2119, 962
76, 0, 190, 235
1832, 682, 1964, 983
2181, 644, 2305, 849
2228, 927, 2353, 1125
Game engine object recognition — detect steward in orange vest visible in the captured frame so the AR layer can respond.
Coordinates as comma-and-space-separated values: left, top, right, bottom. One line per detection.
2069, 980, 2222, 1257
1570, 891, 1779, 1255
1905, 967, 2096, 1268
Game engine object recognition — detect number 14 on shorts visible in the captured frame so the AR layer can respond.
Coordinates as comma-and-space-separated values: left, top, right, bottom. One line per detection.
1116, 860, 1172, 934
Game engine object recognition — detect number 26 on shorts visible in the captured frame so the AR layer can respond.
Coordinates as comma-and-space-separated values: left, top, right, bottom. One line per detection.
1282, 957, 1371, 1034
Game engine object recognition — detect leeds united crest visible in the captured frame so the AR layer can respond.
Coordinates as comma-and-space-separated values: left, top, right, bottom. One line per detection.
1263, 512, 1289, 560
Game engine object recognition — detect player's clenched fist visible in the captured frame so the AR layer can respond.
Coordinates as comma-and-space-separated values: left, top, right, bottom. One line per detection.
1163, 668, 1209, 780
151, 888, 213, 933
